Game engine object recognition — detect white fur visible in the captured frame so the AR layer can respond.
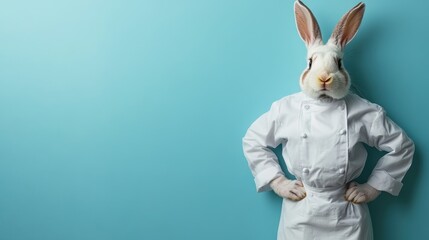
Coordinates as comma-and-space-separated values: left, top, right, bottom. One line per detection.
300, 43, 350, 100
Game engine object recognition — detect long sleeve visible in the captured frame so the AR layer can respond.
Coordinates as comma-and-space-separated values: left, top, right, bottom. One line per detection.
242, 102, 284, 192
366, 109, 415, 196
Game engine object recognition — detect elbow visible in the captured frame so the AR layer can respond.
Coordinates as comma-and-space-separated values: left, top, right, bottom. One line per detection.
409, 139, 415, 161
406, 134, 415, 156
242, 132, 255, 156
403, 135, 415, 166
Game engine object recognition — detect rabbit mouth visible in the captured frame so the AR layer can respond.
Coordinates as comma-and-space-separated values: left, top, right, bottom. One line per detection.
317, 88, 334, 98
318, 94, 334, 101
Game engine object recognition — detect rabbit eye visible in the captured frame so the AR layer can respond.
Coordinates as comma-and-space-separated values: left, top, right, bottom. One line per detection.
308, 58, 313, 69
337, 59, 343, 69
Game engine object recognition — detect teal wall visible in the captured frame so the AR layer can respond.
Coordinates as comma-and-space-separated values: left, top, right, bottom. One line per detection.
0, 0, 427, 239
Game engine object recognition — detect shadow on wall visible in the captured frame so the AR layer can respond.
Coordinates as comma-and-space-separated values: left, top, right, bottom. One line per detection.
346, 15, 384, 99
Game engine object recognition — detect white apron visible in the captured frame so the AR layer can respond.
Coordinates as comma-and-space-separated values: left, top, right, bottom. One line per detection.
278, 185, 372, 239
242, 92, 414, 240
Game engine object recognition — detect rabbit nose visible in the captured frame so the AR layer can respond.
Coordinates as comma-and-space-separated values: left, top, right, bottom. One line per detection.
318, 76, 332, 84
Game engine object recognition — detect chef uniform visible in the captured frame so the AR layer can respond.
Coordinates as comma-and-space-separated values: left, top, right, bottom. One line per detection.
242, 92, 414, 240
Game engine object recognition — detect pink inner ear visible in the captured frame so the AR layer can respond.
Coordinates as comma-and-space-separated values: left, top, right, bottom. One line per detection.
295, 10, 311, 44
294, 1, 322, 46
341, 7, 365, 46
330, 3, 365, 48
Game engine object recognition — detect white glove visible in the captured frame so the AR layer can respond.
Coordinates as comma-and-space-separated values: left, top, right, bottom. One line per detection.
270, 175, 306, 201
345, 182, 381, 204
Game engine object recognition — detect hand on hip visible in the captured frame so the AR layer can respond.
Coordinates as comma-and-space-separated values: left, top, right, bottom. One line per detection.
270, 175, 307, 201
345, 182, 381, 204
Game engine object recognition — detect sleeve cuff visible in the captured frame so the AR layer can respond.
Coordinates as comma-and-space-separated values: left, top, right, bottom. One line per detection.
254, 166, 284, 192
367, 170, 403, 196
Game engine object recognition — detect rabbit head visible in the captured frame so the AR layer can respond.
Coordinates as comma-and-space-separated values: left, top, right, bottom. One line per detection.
294, 0, 365, 100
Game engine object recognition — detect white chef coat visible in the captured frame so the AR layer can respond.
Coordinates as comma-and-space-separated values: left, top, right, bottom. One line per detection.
242, 92, 414, 240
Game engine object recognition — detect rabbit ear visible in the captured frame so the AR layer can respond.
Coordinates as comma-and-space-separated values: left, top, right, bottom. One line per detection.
294, 1, 322, 47
329, 2, 365, 49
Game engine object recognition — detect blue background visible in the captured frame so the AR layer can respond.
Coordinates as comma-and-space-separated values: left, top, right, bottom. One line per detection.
0, 0, 427, 239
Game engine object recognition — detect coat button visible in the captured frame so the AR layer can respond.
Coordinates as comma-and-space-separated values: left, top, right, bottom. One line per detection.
302, 168, 310, 174
339, 129, 346, 135
304, 105, 310, 110
301, 133, 308, 139
340, 105, 345, 110
339, 168, 345, 174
